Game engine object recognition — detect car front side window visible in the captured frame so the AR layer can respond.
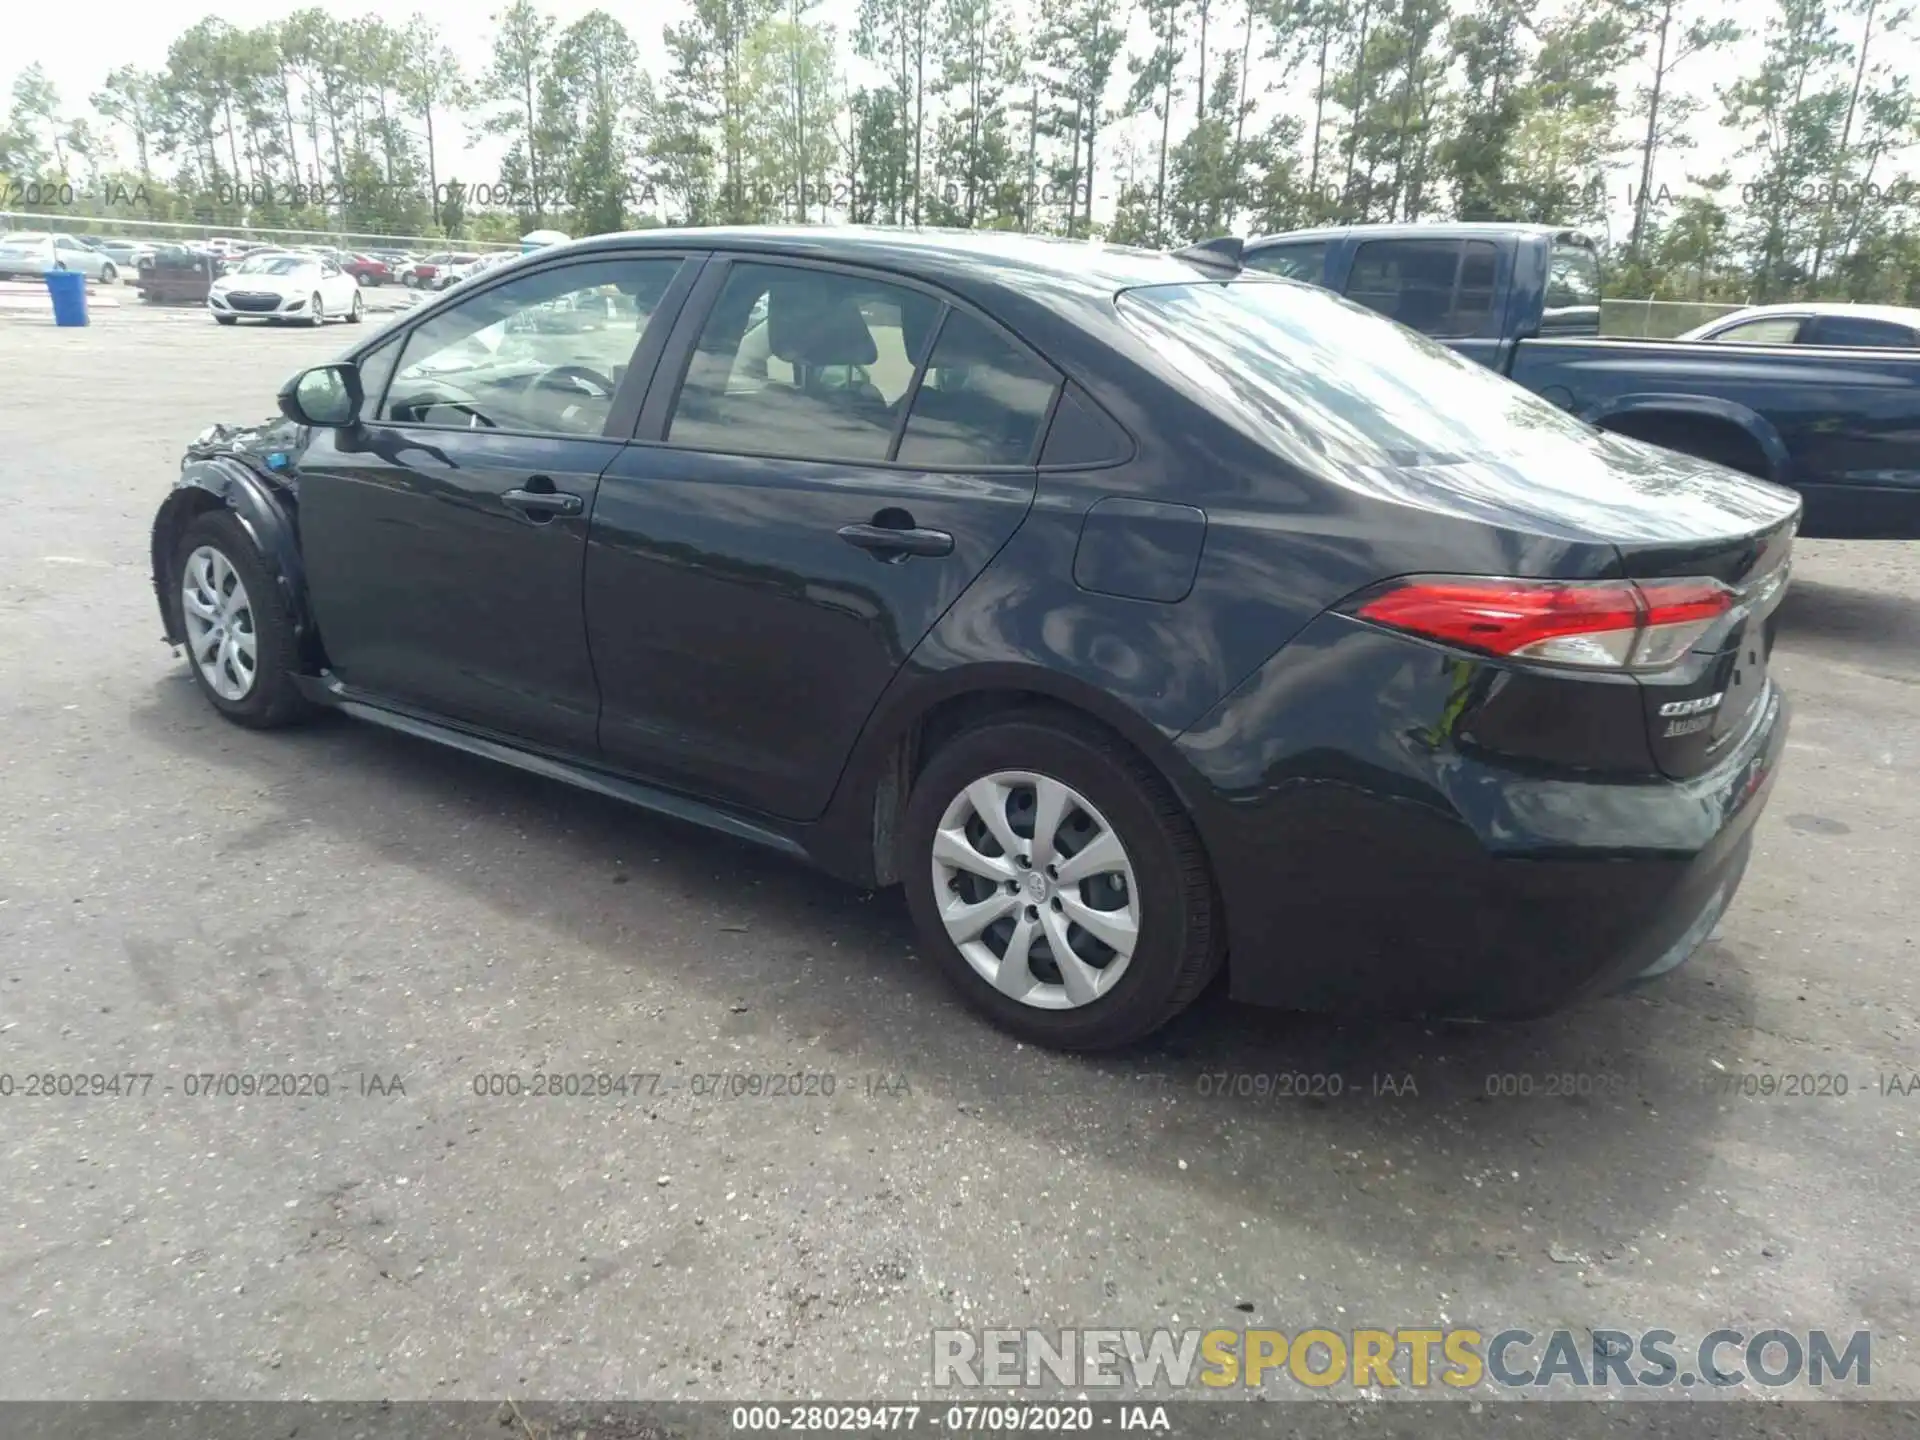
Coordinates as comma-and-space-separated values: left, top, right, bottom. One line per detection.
665, 262, 942, 464
379, 257, 683, 436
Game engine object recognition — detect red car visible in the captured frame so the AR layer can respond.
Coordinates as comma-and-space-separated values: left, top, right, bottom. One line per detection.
343, 253, 392, 286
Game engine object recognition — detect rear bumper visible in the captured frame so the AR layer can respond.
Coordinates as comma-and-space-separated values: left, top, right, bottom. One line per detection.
1175, 616, 1788, 1020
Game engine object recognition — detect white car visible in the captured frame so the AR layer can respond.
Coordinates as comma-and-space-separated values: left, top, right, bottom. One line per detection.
207, 252, 363, 326
0, 231, 121, 283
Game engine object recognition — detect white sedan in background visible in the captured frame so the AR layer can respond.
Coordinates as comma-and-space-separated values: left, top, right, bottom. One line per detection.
0, 231, 122, 282
207, 252, 363, 326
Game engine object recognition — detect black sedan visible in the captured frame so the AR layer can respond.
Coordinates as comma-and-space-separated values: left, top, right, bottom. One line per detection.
148, 228, 1800, 1049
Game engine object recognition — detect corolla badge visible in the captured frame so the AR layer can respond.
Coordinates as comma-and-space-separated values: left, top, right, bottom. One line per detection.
1658, 692, 1723, 718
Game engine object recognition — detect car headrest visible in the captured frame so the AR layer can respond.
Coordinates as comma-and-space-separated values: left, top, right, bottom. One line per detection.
767, 281, 878, 367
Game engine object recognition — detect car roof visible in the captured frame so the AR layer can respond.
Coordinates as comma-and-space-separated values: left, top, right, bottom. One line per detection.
1246, 222, 1597, 248
1701, 301, 1920, 326
553, 225, 1224, 300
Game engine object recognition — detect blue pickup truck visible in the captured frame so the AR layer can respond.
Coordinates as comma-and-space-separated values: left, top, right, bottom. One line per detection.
1193, 224, 1920, 539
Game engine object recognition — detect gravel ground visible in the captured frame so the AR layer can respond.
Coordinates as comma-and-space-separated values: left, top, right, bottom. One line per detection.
0, 306, 1916, 1427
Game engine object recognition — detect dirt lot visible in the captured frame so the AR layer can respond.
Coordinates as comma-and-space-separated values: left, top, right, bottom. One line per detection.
1, 304, 1916, 1427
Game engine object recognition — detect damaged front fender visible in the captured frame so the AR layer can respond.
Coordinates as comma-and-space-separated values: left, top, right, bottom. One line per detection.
151, 420, 319, 668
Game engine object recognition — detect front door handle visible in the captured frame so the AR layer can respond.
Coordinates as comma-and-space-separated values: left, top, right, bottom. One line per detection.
837, 522, 954, 559
501, 487, 584, 521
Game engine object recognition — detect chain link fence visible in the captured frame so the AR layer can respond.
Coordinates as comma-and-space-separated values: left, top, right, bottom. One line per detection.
1601, 298, 1747, 339
0, 212, 519, 255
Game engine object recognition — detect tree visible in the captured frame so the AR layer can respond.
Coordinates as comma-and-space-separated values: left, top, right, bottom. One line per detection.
1622, 0, 1740, 262
483, 1, 559, 223
554, 11, 642, 233
92, 66, 163, 181
402, 17, 466, 228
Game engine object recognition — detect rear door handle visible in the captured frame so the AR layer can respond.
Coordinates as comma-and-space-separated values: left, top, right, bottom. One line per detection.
837, 523, 954, 559
501, 487, 584, 520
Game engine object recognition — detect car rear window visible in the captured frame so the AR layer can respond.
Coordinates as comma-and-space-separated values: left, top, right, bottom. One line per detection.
1116, 279, 1593, 470
1343, 238, 1500, 338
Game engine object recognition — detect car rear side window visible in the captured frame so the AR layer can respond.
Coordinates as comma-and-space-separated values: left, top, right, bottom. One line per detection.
1343, 239, 1500, 338
1244, 242, 1327, 285
1117, 280, 1595, 470
667, 262, 942, 463
895, 310, 1059, 468
1802, 314, 1918, 347
1710, 316, 1805, 345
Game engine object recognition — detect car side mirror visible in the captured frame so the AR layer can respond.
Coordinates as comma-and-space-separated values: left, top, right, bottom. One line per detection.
278, 362, 364, 428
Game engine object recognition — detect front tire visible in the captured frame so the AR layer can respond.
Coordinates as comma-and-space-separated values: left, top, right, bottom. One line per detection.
172, 511, 311, 729
309, 292, 325, 326
214, 313, 237, 325
900, 712, 1221, 1050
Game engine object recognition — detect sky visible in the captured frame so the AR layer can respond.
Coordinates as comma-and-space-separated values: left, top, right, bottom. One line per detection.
10, 0, 1920, 248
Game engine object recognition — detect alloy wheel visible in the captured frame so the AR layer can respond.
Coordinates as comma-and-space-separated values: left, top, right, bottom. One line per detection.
180, 545, 258, 701
930, 770, 1140, 1009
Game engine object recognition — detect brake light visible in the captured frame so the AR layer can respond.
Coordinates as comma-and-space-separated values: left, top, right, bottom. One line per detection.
1348, 576, 1733, 671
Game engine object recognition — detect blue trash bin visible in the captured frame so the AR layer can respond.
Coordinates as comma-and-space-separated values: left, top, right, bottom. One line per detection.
45, 268, 89, 327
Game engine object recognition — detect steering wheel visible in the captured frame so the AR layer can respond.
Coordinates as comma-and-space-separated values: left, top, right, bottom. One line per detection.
534, 364, 617, 398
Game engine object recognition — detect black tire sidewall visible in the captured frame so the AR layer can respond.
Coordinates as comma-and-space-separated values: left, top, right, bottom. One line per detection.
900, 718, 1212, 1050
173, 511, 305, 727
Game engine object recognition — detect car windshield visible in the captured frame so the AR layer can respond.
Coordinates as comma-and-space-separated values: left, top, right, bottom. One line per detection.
240, 256, 315, 276
1117, 279, 1594, 470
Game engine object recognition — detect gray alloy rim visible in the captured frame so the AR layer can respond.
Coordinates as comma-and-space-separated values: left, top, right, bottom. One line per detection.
180, 545, 258, 702
930, 770, 1140, 1010
351, 292, 362, 317
312, 294, 324, 324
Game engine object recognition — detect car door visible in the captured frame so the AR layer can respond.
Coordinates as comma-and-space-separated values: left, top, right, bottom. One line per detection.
53, 235, 99, 277
292, 251, 699, 753
319, 258, 355, 310
586, 256, 1057, 820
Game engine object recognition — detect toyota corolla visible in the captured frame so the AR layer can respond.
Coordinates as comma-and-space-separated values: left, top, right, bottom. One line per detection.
148, 228, 1799, 1049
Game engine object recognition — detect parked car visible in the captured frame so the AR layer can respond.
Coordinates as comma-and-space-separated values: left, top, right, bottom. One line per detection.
206, 251, 363, 325
343, 253, 394, 286
96, 237, 157, 269
405, 252, 457, 288
149, 227, 1798, 1050
1228, 223, 1920, 539
0, 231, 120, 282
431, 252, 485, 289
135, 244, 222, 304
1676, 301, 1920, 348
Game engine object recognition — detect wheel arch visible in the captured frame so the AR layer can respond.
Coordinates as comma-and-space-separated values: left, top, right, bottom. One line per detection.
807, 663, 1219, 894
152, 462, 323, 669
1588, 394, 1788, 483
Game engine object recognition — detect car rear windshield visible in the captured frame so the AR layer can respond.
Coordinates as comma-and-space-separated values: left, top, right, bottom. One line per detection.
1116, 279, 1592, 469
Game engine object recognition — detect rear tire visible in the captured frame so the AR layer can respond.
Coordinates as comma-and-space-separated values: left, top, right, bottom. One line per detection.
172, 511, 312, 729
347, 291, 363, 323
899, 712, 1221, 1050
100, 262, 117, 284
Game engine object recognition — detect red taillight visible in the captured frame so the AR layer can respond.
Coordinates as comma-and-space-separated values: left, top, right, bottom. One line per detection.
1349, 576, 1733, 671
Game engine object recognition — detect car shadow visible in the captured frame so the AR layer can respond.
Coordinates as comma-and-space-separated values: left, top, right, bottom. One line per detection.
130, 673, 1750, 1275
1774, 576, 1920, 675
